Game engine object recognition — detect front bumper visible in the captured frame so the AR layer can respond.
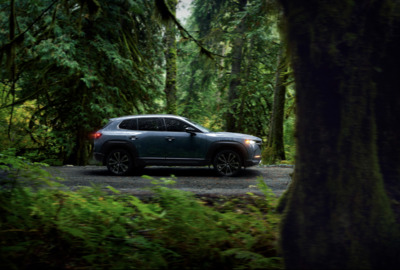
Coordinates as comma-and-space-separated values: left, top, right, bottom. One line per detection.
244, 143, 262, 167
244, 158, 261, 167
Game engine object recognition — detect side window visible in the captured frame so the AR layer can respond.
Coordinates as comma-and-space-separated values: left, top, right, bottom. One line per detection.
165, 118, 191, 132
138, 118, 164, 131
119, 119, 138, 130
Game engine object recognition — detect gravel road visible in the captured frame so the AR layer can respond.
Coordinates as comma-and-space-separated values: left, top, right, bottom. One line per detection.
46, 165, 293, 197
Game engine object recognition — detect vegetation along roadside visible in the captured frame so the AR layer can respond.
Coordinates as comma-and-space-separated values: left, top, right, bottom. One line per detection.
0, 151, 284, 269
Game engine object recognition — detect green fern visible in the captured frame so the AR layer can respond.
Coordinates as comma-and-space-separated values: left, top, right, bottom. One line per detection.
1, 151, 283, 269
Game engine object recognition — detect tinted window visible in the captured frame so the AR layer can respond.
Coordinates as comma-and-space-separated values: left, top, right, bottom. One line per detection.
119, 119, 138, 130
138, 118, 164, 131
165, 118, 192, 132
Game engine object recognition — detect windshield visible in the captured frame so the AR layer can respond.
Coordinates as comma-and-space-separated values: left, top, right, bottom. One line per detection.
185, 118, 210, 132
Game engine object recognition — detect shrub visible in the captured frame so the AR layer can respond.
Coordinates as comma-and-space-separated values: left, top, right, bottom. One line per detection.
0, 150, 283, 269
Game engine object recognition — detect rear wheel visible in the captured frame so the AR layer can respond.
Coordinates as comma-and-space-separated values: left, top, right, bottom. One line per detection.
213, 149, 242, 176
106, 149, 133, 176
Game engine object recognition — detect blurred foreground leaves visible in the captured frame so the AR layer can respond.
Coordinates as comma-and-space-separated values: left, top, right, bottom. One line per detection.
0, 150, 283, 269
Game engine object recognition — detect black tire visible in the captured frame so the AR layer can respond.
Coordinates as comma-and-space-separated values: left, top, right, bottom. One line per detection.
213, 149, 242, 176
106, 149, 134, 176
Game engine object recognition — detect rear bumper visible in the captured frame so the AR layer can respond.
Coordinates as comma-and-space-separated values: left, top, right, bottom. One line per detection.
94, 152, 105, 163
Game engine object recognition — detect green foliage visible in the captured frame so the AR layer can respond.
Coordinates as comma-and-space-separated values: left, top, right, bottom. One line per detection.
0, 151, 283, 269
283, 114, 296, 163
1, 0, 165, 165
177, 0, 281, 136
262, 145, 279, 164
1, 0, 296, 167
0, 98, 68, 165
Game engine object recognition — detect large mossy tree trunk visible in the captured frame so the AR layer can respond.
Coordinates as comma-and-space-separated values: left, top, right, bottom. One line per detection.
375, 4, 400, 219
279, 0, 400, 269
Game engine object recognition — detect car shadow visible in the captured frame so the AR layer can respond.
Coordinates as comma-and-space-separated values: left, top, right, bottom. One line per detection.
88, 166, 261, 178
139, 166, 216, 177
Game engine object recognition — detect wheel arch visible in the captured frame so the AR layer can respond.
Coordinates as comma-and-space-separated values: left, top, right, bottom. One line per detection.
207, 141, 247, 166
100, 141, 138, 165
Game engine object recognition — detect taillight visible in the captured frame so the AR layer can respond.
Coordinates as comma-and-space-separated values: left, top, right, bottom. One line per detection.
91, 132, 102, 139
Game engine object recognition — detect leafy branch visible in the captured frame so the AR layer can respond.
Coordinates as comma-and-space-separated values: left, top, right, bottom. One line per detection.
0, 0, 60, 57
154, 0, 225, 59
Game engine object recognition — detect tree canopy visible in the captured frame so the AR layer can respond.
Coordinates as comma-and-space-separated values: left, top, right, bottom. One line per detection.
1, 0, 166, 164
1, 0, 292, 165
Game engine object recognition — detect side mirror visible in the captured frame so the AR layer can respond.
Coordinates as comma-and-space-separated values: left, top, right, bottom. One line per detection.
185, 127, 197, 136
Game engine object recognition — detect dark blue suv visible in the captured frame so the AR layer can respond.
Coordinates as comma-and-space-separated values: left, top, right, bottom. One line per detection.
93, 115, 262, 176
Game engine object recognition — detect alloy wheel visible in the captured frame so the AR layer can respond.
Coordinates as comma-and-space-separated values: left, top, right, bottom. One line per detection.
107, 149, 132, 175
214, 150, 241, 176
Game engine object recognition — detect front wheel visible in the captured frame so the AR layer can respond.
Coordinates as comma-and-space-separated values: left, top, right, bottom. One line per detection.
213, 150, 242, 176
106, 149, 133, 176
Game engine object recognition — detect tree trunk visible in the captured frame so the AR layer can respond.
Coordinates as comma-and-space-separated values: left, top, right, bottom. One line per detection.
266, 49, 287, 163
164, 0, 178, 114
7, 0, 17, 139
182, 67, 199, 118
374, 4, 400, 221
226, 0, 247, 132
279, 0, 400, 269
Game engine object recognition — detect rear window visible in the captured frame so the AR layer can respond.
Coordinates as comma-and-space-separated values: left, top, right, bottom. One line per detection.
138, 118, 164, 131
119, 119, 138, 130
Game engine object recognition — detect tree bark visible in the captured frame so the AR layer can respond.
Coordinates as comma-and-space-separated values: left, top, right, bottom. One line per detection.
226, 0, 247, 132
267, 49, 287, 162
374, 3, 400, 221
164, 0, 178, 115
7, 0, 17, 140
279, 0, 400, 269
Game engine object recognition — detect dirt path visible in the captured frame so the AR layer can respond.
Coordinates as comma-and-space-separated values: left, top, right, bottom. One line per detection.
46, 165, 293, 197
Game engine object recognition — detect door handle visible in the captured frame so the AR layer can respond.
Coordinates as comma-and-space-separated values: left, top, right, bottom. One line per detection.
129, 136, 138, 140
166, 137, 175, 142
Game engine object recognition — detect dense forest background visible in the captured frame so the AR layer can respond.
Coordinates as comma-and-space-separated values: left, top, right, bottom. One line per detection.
0, 0, 295, 166
3, 0, 400, 269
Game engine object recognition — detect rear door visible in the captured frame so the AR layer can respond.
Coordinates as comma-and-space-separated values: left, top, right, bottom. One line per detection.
135, 117, 166, 160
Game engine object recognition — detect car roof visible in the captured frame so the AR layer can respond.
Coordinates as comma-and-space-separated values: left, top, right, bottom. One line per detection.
110, 114, 185, 121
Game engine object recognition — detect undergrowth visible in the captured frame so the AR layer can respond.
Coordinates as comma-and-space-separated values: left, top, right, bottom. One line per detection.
0, 150, 283, 269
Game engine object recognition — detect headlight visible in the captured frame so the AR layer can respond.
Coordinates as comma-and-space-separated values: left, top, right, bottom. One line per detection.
245, 139, 255, 145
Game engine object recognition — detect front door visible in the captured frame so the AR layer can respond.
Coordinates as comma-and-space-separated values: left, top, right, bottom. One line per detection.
163, 118, 206, 159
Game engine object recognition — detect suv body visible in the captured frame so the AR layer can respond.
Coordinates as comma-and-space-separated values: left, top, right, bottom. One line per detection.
93, 115, 262, 176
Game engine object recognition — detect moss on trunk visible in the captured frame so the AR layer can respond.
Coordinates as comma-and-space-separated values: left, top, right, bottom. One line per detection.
266, 49, 287, 163
164, 0, 178, 115
226, 0, 247, 132
279, 0, 400, 268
